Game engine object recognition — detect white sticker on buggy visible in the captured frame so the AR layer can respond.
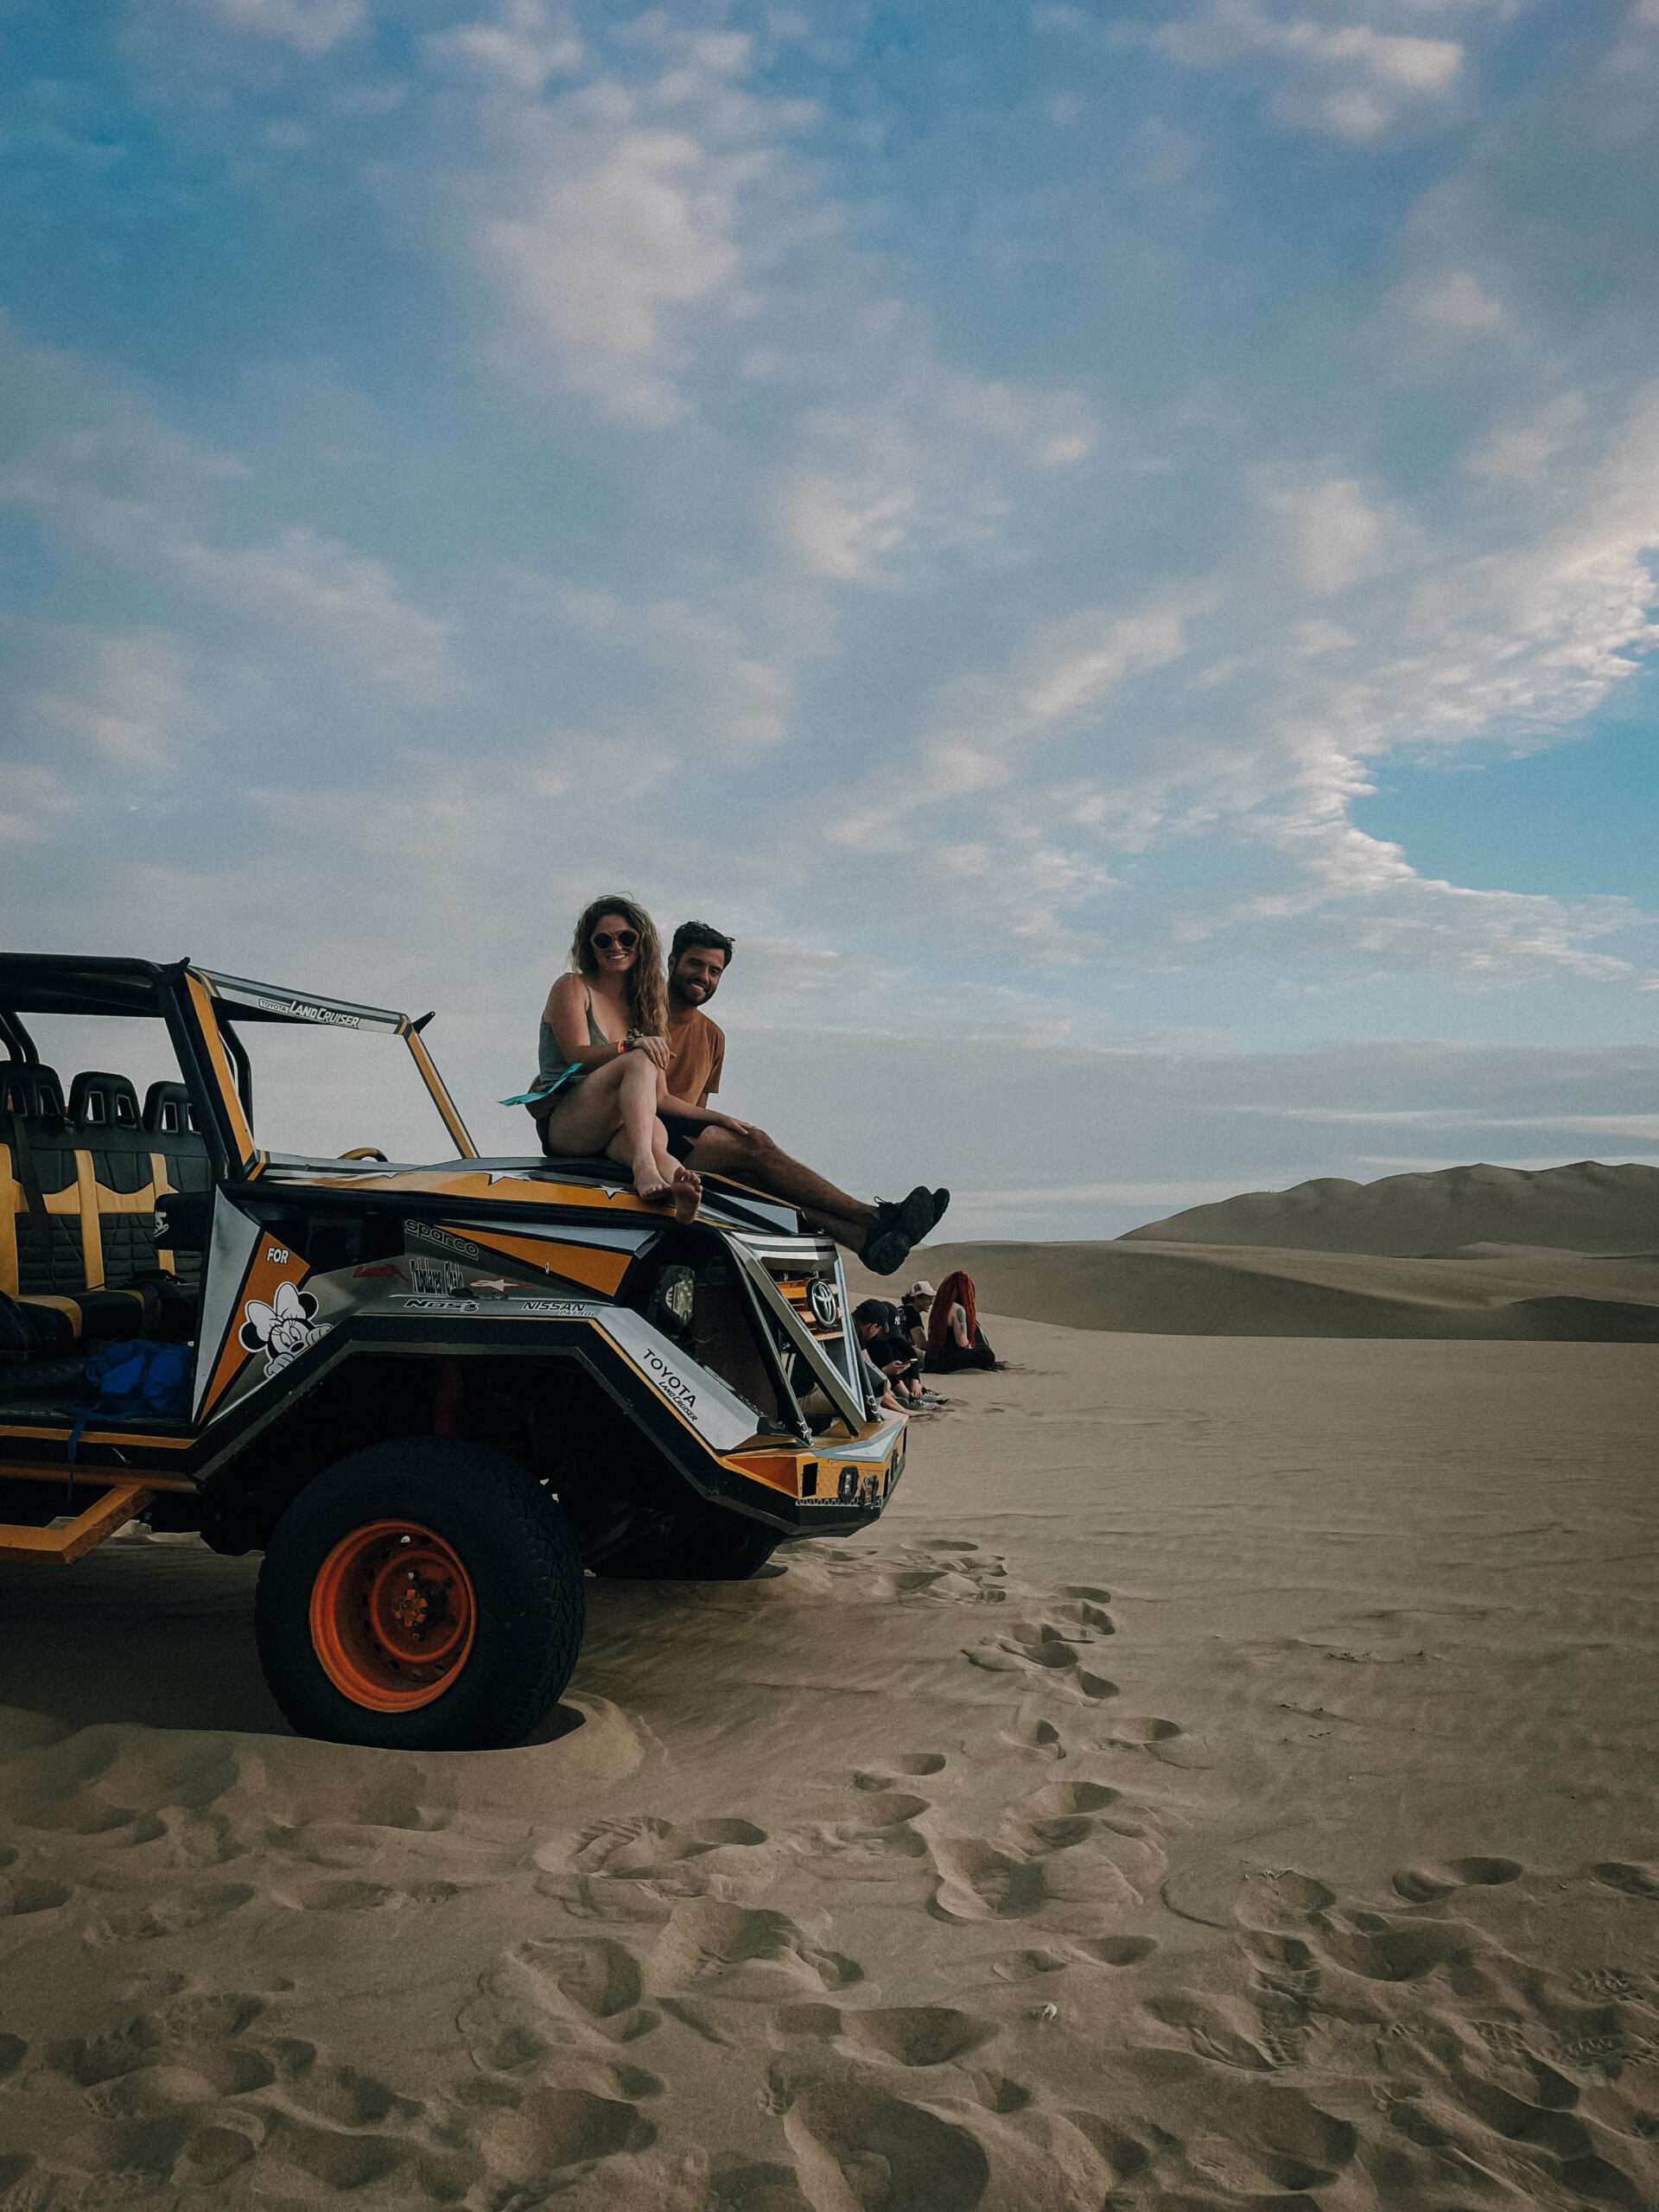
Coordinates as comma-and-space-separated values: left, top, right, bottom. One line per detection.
239, 1282, 332, 1376
591, 1308, 760, 1453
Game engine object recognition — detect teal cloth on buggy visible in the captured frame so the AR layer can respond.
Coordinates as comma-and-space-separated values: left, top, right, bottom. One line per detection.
499, 1001, 613, 1110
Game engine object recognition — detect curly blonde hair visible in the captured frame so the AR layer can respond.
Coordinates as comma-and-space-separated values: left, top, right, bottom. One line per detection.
569, 895, 668, 1037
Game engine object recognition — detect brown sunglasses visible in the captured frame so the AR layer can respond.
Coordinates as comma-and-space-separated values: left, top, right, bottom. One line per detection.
591, 929, 639, 950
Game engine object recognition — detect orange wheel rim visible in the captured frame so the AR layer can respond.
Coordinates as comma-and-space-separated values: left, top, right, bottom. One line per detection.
309, 1520, 476, 1713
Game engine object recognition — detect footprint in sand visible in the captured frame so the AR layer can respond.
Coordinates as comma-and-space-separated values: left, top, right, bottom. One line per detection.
0, 1873, 71, 1916
1393, 1854, 1523, 1902
852, 1753, 945, 1786
929, 1776, 1163, 1923
277, 2059, 422, 2129
283, 1875, 467, 1911
965, 1619, 1120, 1702
646, 1900, 862, 2003
25, 1986, 308, 2197
505, 1934, 662, 2044
1592, 1859, 1659, 1899
868, 1540, 1013, 1605
806, 1792, 931, 1876
84, 1879, 257, 1943
772, 2001, 1000, 2068
1107, 1713, 1183, 1745
1175, 2082, 1358, 2195
1139, 1990, 1281, 2071
480, 2085, 654, 2186
44, 1990, 270, 2089
1312, 1911, 1480, 1983
563, 1815, 779, 1900
783, 2080, 988, 2212
991, 1934, 1158, 1980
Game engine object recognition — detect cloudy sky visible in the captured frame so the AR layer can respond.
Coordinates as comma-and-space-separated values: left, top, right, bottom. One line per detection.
3, 0, 1657, 1235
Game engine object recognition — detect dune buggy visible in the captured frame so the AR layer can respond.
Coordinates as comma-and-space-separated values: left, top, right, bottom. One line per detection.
0, 956, 906, 1750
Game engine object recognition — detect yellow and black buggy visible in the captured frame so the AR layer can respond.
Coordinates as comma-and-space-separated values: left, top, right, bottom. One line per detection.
0, 957, 906, 1750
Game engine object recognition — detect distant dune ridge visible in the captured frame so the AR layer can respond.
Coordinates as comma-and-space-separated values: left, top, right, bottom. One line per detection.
1121, 1160, 1659, 1256
898, 1162, 1659, 1340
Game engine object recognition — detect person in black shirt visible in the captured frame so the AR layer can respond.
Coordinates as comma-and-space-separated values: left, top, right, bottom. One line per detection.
853, 1299, 925, 1409
899, 1280, 934, 1351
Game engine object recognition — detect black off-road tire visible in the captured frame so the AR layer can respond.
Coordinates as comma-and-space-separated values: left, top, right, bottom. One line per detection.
254, 1438, 585, 1751
593, 1505, 779, 1582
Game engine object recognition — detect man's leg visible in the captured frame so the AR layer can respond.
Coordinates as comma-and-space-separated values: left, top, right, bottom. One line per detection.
683, 1126, 875, 1250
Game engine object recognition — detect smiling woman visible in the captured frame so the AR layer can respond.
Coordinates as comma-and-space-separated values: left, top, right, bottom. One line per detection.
511, 896, 706, 1217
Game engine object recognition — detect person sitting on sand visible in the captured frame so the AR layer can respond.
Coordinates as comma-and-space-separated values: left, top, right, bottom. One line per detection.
658, 919, 949, 1278
925, 1269, 997, 1374
508, 897, 715, 1218
900, 1280, 933, 1351
853, 1299, 925, 1410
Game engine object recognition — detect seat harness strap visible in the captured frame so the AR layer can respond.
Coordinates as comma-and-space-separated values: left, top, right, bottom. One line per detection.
63, 1410, 92, 1510
9, 1106, 60, 1295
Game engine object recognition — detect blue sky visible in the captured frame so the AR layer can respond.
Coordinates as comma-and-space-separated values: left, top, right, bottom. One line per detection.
3, 0, 1657, 1236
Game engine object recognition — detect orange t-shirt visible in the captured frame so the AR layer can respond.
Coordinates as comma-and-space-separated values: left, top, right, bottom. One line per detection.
665, 1008, 724, 1105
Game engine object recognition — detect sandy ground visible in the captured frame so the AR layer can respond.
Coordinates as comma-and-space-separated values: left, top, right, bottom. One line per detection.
893, 1241, 1659, 1341
2, 1321, 1656, 2209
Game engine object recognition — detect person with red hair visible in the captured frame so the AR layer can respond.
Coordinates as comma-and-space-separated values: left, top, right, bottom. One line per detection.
925, 1269, 996, 1374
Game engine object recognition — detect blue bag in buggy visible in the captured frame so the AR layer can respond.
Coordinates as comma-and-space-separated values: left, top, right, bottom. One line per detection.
82, 1339, 194, 1421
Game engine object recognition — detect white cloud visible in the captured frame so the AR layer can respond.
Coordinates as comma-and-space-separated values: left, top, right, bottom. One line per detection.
1266, 475, 1405, 594
181, 0, 368, 58
421, 0, 584, 91
1147, 0, 1471, 137
30, 629, 207, 772
1463, 391, 1587, 485
169, 526, 450, 693
779, 370, 1096, 586
0, 763, 67, 847
0, 327, 449, 699
1411, 268, 1507, 334
474, 124, 758, 424
820, 591, 1201, 876
419, 10, 1096, 571
426, 24, 792, 425
510, 571, 816, 753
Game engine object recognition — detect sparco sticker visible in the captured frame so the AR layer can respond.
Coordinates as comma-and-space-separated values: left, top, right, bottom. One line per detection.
406, 1222, 482, 1263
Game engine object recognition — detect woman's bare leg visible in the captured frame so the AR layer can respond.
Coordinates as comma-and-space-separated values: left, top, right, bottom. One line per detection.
540, 1054, 669, 1195
538, 1054, 631, 1156
605, 1108, 702, 1217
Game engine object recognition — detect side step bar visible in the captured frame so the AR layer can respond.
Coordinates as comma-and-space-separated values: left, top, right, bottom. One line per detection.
0, 1480, 156, 1566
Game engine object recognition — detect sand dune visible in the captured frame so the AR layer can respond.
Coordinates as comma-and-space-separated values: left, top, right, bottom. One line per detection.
891, 1236, 1659, 1340
1123, 1159, 1659, 1255
1, 1324, 1655, 2209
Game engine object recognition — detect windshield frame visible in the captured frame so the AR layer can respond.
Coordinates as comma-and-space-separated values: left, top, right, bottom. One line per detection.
199, 968, 476, 1171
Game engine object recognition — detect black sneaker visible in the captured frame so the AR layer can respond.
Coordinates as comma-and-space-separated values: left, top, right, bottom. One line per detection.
874, 1187, 938, 1245
930, 1186, 950, 1229
861, 1224, 912, 1276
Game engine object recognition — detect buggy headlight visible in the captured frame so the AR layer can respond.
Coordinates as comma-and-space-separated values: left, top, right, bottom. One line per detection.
838, 1465, 858, 1502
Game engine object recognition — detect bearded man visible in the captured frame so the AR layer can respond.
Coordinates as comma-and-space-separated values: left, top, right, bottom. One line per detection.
659, 920, 946, 1277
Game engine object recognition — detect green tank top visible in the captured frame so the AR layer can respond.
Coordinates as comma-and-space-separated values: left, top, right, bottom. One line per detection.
499, 990, 613, 1109
538, 992, 611, 1089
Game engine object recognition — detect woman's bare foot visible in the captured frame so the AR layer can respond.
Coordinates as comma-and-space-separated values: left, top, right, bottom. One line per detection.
671, 1166, 702, 1224
634, 1161, 673, 1203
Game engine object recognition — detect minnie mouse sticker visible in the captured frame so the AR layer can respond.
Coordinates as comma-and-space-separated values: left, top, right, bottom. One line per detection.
239, 1281, 330, 1376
